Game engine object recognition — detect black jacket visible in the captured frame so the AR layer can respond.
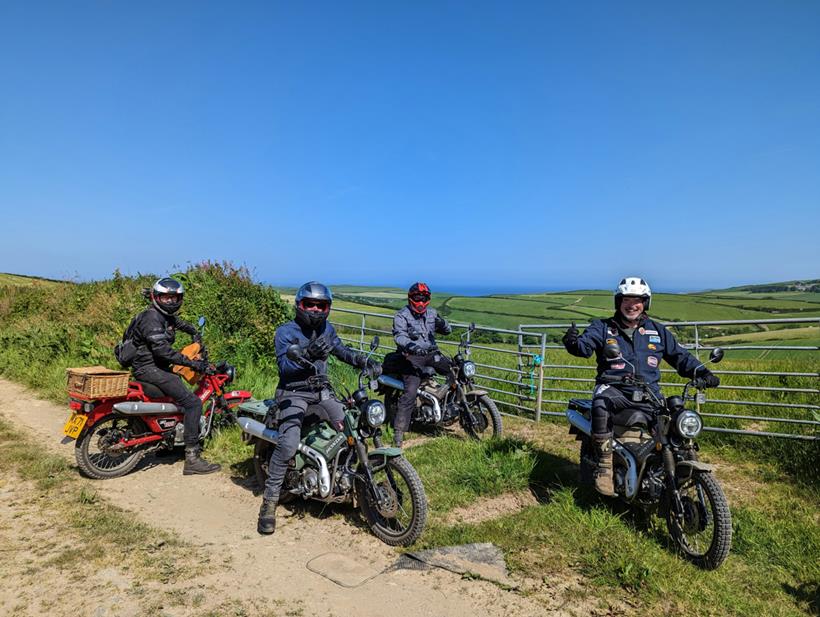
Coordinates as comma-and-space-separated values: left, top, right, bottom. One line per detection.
128, 307, 199, 372
564, 314, 702, 398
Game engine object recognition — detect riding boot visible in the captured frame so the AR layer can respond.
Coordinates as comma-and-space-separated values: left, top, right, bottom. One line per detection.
257, 499, 277, 535
183, 446, 221, 475
393, 430, 404, 448
592, 433, 615, 497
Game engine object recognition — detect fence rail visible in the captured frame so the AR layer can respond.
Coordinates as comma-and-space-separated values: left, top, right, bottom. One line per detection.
330, 307, 819, 441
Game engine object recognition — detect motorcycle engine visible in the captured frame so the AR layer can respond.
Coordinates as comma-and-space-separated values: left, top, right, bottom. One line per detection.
419, 404, 436, 423
442, 402, 460, 422
299, 468, 320, 498
641, 468, 666, 501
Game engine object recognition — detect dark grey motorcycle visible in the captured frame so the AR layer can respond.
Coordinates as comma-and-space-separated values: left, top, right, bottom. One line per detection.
379, 324, 503, 441
566, 342, 732, 569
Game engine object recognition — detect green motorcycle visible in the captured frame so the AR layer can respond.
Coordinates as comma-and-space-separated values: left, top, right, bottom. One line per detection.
237, 337, 427, 546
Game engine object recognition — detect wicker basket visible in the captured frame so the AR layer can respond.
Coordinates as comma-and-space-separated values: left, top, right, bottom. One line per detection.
66, 366, 130, 399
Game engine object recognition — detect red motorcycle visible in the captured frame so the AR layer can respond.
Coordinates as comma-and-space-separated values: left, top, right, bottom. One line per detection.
63, 347, 251, 479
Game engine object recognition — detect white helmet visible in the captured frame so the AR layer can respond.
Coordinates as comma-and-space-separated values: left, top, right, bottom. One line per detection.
615, 276, 651, 311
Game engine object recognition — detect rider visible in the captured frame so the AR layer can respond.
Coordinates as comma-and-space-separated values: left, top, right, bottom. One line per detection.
562, 277, 720, 496
122, 277, 219, 475
386, 282, 452, 447
257, 281, 381, 535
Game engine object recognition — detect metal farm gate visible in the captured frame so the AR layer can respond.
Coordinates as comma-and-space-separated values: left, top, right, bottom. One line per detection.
330, 308, 819, 442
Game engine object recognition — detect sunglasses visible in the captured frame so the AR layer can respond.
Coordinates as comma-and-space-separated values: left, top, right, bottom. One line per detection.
301, 299, 330, 311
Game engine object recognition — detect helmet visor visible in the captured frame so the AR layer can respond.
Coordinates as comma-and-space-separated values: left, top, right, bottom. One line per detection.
299, 299, 330, 312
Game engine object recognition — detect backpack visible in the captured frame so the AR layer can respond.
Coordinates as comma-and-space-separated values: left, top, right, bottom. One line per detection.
114, 315, 140, 368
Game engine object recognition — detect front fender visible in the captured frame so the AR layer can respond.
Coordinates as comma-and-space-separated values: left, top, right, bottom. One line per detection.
676, 460, 715, 481
367, 448, 403, 471
466, 389, 489, 397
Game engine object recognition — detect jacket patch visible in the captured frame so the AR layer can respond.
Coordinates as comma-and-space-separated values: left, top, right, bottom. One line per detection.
644, 329, 659, 335
648, 343, 657, 350
649, 335, 661, 343
606, 338, 617, 345
608, 327, 618, 336
647, 356, 659, 367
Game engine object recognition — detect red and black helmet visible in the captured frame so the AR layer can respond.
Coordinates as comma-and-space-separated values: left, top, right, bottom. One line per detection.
408, 282, 431, 314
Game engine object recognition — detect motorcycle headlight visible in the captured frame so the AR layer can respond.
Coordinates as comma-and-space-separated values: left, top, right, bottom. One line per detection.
676, 410, 703, 438
462, 361, 477, 378
364, 400, 386, 428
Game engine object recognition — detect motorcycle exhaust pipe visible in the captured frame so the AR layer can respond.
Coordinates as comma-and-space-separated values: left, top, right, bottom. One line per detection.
377, 375, 404, 391
297, 443, 331, 498
566, 410, 640, 500
236, 416, 280, 444
418, 390, 442, 423
566, 409, 592, 436
113, 402, 180, 415
236, 417, 331, 498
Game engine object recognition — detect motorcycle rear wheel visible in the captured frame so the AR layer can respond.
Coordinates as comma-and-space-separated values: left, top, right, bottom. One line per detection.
356, 456, 427, 546
252, 439, 295, 504
666, 472, 732, 570
75, 415, 147, 479
462, 394, 503, 440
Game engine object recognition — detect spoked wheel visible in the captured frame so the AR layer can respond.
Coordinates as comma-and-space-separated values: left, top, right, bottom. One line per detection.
666, 472, 732, 569
461, 394, 503, 440
356, 456, 427, 546
75, 415, 147, 479
253, 439, 295, 504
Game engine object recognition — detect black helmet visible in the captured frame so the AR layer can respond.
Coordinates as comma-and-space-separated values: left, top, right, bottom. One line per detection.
295, 281, 332, 330
150, 277, 184, 315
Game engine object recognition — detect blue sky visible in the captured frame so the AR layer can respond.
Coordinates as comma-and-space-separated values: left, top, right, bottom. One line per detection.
1, 1, 818, 293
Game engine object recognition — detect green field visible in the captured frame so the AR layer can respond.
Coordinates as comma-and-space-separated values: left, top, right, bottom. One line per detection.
320, 286, 820, 334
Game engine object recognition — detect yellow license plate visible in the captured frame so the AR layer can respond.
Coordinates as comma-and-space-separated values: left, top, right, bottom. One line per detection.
63, 413, 88, 439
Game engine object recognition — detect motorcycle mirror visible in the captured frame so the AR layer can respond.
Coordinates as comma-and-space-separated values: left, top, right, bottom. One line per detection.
197, 316, 206, 328
286, 344, 304, 361
370, 336, 379, 351
604, 340, 621, 360
709, 347, 724, 364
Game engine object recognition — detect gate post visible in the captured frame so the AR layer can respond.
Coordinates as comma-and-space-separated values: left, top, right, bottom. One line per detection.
534, 332, 547, 422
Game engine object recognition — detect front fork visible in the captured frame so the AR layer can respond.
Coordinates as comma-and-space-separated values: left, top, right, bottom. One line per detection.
354, 438, 390, 509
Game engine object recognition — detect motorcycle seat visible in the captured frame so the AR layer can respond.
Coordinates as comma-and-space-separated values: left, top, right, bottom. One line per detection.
132, 380, 167, 399
612, 409, 653, 429
568, 398, 592, 413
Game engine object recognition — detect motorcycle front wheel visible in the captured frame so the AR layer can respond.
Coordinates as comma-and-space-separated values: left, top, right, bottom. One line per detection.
666, 472, 732, 570
75, 415, 147, 479
462, 394, 503, 440
356, 456, 427, 546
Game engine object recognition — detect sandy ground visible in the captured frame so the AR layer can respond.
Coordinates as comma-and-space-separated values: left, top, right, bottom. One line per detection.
0, 378, 621, 617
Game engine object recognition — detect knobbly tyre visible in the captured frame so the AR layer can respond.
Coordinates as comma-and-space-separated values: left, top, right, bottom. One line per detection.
566, 341, 732, 569
63, 318, 252, 479
379, 323, 502, 440
238, 337, 428, 546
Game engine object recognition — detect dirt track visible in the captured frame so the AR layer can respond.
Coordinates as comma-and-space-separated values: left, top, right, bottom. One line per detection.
0, 378, 588, 617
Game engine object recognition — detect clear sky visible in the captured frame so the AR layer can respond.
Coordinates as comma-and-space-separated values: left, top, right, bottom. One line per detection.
1, 1, 818, 293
